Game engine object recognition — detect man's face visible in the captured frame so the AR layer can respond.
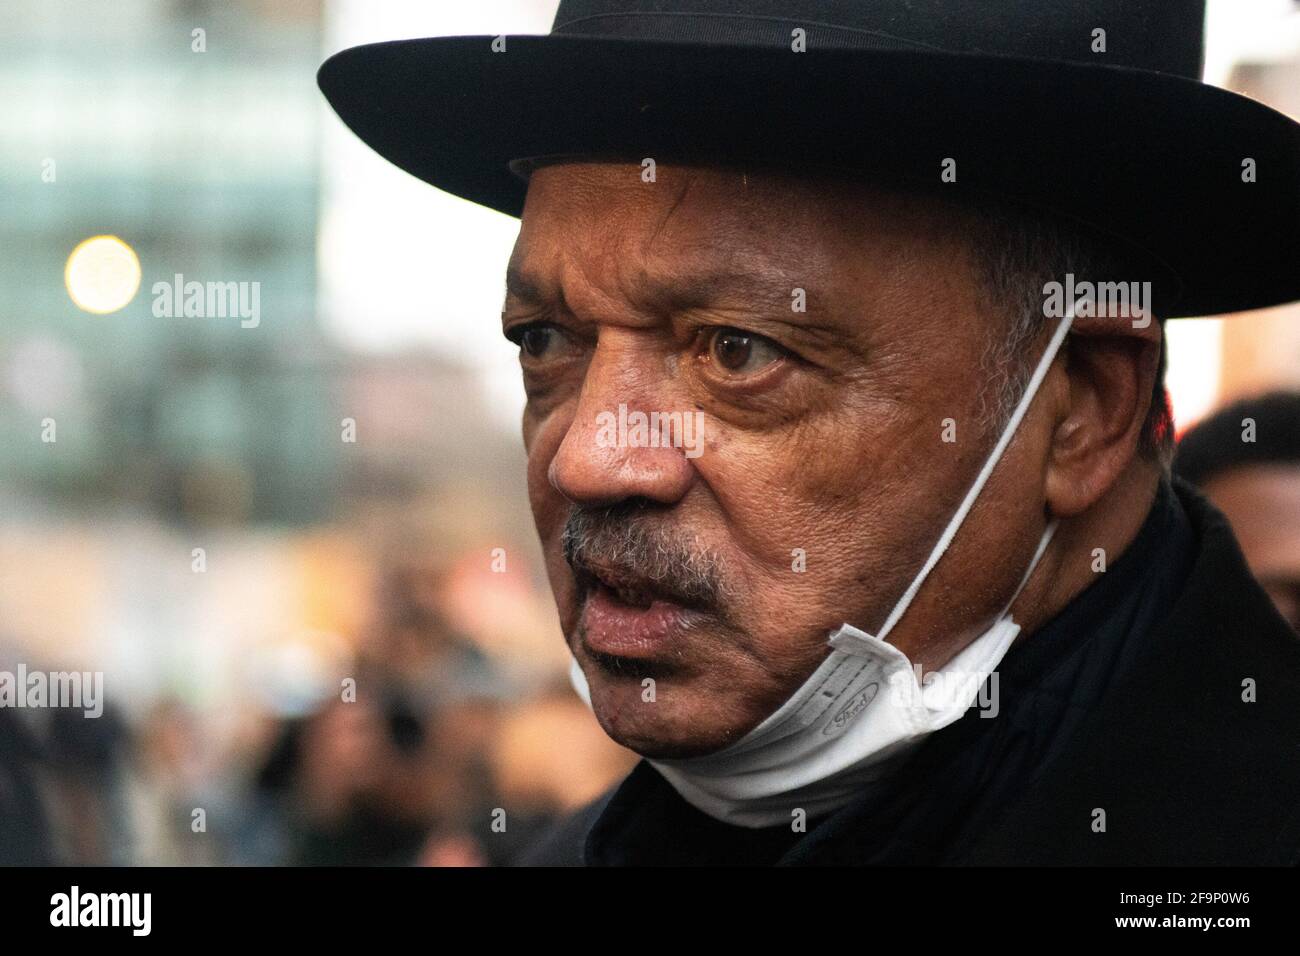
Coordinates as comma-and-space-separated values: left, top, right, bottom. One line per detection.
1201, 464, 1300, 631
504, 163, 1054, 757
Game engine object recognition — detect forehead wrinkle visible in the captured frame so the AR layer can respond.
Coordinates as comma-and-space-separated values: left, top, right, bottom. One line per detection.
636, 215, 815, 320
517, 164, 854, 325
541, 240, 660, 329
643, 173, 696, 259
667, 265, 806, 318
593, 241, 806, 321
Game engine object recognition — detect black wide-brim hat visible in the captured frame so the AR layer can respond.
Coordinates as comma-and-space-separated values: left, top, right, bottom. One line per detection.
318, 0, 1300, 319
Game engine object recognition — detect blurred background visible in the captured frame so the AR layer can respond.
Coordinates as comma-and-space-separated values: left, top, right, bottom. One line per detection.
0, 0, 1296, 865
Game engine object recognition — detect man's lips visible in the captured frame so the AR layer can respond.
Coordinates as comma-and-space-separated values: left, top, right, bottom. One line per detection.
574, 567, 701, 660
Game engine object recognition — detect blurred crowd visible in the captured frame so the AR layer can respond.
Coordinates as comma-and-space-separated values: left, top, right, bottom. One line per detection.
0, 504, 634, 867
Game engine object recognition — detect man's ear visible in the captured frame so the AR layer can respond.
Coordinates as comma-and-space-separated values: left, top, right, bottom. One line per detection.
1045, 314, 1163, 517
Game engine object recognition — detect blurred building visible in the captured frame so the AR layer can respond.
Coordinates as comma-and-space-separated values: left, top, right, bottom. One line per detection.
1216, 54, 1300, 405
0, 0, 336, 524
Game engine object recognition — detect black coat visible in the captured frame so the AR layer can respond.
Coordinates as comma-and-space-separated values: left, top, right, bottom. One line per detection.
521, 479, 1300, 865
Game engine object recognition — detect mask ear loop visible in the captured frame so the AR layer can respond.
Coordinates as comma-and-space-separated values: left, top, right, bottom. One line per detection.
869, 300, 1078, 644
1000, 515, 1058, 619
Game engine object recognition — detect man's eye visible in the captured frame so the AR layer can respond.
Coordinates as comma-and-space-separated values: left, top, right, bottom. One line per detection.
706, 327, 784, 375
508, 323, 561, 360
521, 326, 553, 357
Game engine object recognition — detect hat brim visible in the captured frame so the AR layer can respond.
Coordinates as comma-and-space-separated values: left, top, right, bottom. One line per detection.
318, 35, 1300, 318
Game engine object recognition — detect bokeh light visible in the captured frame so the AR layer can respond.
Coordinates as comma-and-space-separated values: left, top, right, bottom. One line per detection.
64, 234, 141, 314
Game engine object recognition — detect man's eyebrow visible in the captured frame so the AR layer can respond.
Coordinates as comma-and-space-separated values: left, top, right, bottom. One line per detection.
503, 264, 549, 306
663, 268, 799, 311
503, 261, 810, 320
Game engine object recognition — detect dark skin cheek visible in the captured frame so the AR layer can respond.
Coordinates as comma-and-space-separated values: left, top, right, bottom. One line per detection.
700, 436, 908, 652
715, 357, 985, 572
523, 409, 579, 635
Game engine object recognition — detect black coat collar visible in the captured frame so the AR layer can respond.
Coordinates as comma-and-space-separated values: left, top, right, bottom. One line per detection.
953, 479, 1300, 865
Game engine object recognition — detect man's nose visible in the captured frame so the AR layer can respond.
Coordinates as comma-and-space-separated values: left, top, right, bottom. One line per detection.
547, 353, 697, 508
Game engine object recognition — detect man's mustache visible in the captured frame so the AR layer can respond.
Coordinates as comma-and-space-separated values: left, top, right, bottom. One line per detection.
561, 502, 732, 614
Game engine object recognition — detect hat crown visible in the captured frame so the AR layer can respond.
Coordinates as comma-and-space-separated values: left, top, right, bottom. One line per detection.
552, 0, 1206, 78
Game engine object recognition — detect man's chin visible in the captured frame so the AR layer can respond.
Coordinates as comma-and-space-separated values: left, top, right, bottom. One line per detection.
582, 668, 755, 759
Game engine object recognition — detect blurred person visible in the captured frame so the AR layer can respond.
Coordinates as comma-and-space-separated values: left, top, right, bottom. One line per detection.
1175, 391, 1300, 632
233, 541, 521, 867
488, 686, 636, 866
241, 686, 503, 866
125, 699, 220, 866
491, 687, 636, 813
401, 698, 501, 868
44, 704, 134, 866
367, 575, 500, 703
0, 707, 55, 865
242, 697, 421, 865
357, 558, 509, 864
415, 830, 488, 867
369, 691, 498, 854
0, 646, 136, 865
320, 0, 1300, 864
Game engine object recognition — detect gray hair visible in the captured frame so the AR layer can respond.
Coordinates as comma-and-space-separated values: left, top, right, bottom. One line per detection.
960, 203, 1174, 467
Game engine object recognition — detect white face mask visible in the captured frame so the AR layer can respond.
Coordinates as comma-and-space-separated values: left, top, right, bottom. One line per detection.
570, 305, 1077, 828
